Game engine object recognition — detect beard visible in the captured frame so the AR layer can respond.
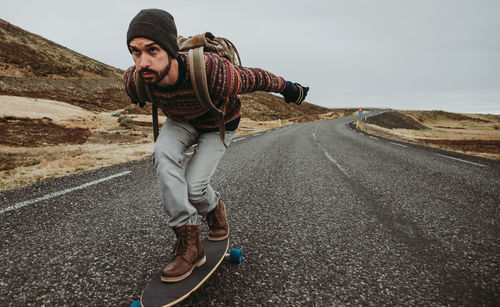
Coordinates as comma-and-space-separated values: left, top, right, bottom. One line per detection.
139, 60, 171, 85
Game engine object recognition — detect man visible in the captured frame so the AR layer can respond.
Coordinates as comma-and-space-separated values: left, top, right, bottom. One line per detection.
123, 8, 309, 282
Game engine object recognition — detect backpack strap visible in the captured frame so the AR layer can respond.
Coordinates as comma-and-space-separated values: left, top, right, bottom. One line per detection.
134, 44, 228, 146
151, 103, 159, 142
135, 70, 159, 142
188, 47, 227, 147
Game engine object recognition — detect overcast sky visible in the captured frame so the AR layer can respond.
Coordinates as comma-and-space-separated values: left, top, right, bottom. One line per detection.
2, 0, 500, 114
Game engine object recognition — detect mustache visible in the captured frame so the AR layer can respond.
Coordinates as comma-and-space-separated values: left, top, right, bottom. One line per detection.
138, 68, 158, 76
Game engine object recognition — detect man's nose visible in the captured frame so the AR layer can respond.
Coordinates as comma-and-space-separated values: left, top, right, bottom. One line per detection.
138, 55, 151, 69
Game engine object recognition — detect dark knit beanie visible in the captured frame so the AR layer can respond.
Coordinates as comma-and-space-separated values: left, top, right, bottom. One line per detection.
127, 9, 179, 57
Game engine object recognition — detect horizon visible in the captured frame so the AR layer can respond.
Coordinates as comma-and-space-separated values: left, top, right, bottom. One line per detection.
2, 0, 500, 115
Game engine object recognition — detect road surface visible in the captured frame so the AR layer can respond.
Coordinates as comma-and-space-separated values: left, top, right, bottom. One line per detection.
1, 112, 499, 306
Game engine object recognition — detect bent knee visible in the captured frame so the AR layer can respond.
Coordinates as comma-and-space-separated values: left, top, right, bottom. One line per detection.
154, 142, 184, 167
187, 181, 208, 203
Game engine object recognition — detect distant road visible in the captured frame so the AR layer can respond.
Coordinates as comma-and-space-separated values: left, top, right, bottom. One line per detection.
1, 111, 498, 306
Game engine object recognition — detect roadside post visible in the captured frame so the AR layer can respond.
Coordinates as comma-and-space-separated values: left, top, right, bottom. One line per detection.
356, 108, 363, 129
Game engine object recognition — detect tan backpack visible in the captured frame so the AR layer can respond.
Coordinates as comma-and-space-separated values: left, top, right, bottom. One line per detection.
135, 32, 241, 146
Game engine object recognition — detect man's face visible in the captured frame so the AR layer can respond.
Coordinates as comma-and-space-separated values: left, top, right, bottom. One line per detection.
129, 38, 171, 85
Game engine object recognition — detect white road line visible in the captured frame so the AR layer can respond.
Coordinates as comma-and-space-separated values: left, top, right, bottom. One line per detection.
233, 137, 245, 142
369, 136, 378, 140
390, 142, 408, 148
1, 170, 132, 214
323, 150, 349, 177
312, 127, 348, 176
254, 133, 262, 136
436, 154, 486, 167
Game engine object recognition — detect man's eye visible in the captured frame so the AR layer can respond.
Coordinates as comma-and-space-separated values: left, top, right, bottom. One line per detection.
131, 49, 140, 55
149, 47, 158, 54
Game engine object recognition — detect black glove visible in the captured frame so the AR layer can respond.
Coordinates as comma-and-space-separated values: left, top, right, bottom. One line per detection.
280, 81, 309, 105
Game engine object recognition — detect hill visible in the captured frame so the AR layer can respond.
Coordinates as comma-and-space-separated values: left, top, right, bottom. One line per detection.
0, 19, 346, 191
0, 19, 129, 111
0, 18, 332, 119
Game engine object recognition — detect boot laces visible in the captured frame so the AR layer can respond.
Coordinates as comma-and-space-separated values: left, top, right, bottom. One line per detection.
208, 203, 224, 227
174, 237, 188, 256
173, 229, 191, 256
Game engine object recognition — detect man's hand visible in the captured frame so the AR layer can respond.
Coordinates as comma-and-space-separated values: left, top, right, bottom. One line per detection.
281, 81, 309, 105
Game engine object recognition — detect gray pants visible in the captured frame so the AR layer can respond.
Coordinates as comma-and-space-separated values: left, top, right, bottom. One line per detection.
154, 119, 235, 227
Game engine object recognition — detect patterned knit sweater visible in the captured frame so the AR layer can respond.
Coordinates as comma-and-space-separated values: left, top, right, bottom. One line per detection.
123, 52, 286, 129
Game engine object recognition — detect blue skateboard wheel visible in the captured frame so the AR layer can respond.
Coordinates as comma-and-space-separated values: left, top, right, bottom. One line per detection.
130, 300, 141, 307
229, 248, 242, 263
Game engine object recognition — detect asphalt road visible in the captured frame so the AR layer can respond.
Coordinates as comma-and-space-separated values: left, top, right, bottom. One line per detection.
1, 112, 499, 306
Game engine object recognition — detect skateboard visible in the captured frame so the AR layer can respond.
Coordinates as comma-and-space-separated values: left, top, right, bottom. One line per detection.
132, 238, 242, 307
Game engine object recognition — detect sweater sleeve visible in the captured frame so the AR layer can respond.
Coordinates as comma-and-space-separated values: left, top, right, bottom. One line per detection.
205, 53, 285, 100
122, 66, 139, 103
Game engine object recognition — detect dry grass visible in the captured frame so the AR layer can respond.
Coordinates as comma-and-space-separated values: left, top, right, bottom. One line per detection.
358, 110, 500, 160
0, 95, 343, 192
0, 143, 153, 191
0, 96, 155, 191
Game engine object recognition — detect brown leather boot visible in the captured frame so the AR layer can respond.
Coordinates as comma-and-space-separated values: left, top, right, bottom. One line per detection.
161, 225, 206, 282
206, 200, 229, 241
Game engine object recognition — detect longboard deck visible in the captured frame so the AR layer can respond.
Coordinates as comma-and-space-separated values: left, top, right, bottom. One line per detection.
141, 238, 229, 307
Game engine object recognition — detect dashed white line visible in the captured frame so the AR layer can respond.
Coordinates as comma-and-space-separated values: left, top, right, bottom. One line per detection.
233, 137, 245, 142
390, 142, 408, 148
254, 133, 262, 136
323, 150, 349, 177
313, 128, 349, 177
436, 154, 486, 167
0, 170, 132, 214
369, 136, 378, 140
